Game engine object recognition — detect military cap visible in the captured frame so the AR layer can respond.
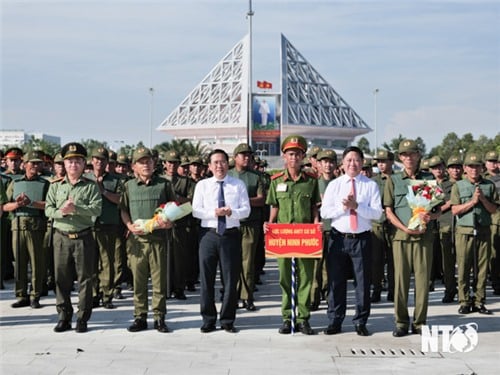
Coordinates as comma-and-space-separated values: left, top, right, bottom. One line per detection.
132, 147, 153, 163
363, 159, 372, 169
164, 150, 180, 162
202, 155, 210, 166
428, 155, 445, 168
91, 146, 109, 160
398, 139, 419, 154
116, 153, 130, 165
189, 155, 203, 165
260, 159, 268, 167
4, 147, 23, 160
180, 155, 190, 166
233, 143, 253, 155
464, 152, 483, 166
108, 150, 117, 162
420, 158, 430, 170
446, 155, 463, 167
374, 149, 395, 161
307, 145, 323, 158
53, 153, 64, 163
228, 157, 235, 168
485, 150, 499, 162
23, 150, 44, 163
281, 134, 307, 153
316, 149, 337, 163
61, 142, 87, 159
302, 156, 311, 166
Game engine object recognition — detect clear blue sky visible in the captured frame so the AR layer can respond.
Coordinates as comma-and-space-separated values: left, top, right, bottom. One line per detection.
2, 0, 499, 150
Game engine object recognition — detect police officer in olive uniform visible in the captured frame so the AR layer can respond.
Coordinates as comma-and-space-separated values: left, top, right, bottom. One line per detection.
428, 155, 458, 303
264, 135, 321, 335
229, 143, 265, 311
384, 139, 440, 337
0, 178, 6, 288
162, 150, 195, 300
120, 147, 176, 333
310, 149, 337, 310
3, 151, 50, 308
45, 142, 102, 333
483, 150, 500, 295
370, 150, 395, 303
85, 147, 124, 309
1, 147, 24, 282
451, 152, 499, 315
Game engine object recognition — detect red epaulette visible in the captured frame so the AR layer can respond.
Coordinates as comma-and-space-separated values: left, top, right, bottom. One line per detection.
271, 171, 285, 180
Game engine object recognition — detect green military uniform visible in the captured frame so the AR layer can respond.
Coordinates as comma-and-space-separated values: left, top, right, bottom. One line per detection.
451, 163, 499, 310
228, 143, 265, 306
0, 178, 8, 288
7, 158, 50, 306
45, 143, 102, 328
384, 151, 435, 332
483, 150, 500, 294
84, 147, 124, 307
266, 168, 321, 324
120, 148, 176, 323
163, 150, 195, 298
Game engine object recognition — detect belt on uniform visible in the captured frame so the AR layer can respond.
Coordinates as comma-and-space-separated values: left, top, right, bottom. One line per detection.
332, 229, 370, 239
56, 227, 92, 239
204, 227, 239, 235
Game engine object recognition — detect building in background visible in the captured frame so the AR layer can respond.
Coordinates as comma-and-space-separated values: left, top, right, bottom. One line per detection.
0, 129, 61, 148
157, 34, 371, 158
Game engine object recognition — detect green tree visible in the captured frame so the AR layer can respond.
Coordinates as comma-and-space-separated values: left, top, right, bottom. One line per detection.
23, 136, 61, 156
356, 137, 371, 155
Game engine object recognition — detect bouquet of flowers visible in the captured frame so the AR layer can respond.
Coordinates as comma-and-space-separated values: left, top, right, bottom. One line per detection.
406, 180, 444, 231
134, 201, 192, 233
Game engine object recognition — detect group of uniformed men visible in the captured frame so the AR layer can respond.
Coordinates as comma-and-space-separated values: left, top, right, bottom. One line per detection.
0, 136, 498, 336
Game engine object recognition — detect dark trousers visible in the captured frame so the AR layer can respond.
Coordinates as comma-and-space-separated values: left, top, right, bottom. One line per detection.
53, 231, 96, 323
199, 228, 241, 326
326, 231, 372, 326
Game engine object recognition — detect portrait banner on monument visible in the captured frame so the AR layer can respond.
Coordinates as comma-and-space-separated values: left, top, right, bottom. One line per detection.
265, 223, 323, 258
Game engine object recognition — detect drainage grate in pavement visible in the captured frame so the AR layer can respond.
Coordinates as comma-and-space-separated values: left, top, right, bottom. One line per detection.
336, 347, 443, 358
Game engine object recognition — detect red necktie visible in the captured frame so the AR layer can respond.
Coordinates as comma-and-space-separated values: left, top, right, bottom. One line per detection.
350, 178, 358, 232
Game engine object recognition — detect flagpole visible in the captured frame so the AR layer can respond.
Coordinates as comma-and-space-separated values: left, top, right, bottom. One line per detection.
247, 0, 254, 148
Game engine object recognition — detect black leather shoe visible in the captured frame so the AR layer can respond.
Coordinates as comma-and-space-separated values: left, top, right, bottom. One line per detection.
392, 327, 408, 337
355, 324, 370, 336
200, 323, 216, 333
154, 319, 170, 333
323, 324, 342, 335
75, 319, 87, 333
297, 321, 314, 335
114, 289, 125, 300
221, 323, 237, 333
173, 290, 187, 300
442, 289, 457, 303
54, 320, 71, 333
387, 292, 394, 302
411, 324, 422, 335
128, 318, 147, 332
458, 305, 471, 314
102, 301, 116, 309
278, 320, 292, 334
185, 283, 196, 292
11, 299, 30, 308
493, 288, 500, 296
244, 300, 257, 311
30, 299, 41, 309
92, 296, 101, 308
370, 291, 381, 303
309, 302, 319, 311
472, 304, 492, 315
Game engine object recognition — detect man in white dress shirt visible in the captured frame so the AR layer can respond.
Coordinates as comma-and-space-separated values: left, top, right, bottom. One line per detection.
192, 149, 250, 333
321, 146, 382, 336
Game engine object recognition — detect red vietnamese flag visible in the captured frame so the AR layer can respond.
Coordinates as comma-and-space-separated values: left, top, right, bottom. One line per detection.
264, 81, 272, 89
257, 81, 263, 88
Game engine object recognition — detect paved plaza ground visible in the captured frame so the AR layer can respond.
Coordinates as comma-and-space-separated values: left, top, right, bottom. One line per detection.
1, 259, 499, 375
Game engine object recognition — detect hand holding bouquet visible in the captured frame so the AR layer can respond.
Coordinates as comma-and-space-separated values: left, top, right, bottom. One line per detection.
406, 180, 444, 231
134, 201, 192, 234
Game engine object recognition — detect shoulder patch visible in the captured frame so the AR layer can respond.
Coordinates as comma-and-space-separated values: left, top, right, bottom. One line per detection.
271, 171, 285, 180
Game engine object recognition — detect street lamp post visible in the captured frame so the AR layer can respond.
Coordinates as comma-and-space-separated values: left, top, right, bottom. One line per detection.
149, 87, 154, 148
374, 88, 379, 154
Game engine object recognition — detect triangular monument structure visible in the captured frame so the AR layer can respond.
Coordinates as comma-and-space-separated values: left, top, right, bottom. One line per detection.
157, 33, 371, 156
